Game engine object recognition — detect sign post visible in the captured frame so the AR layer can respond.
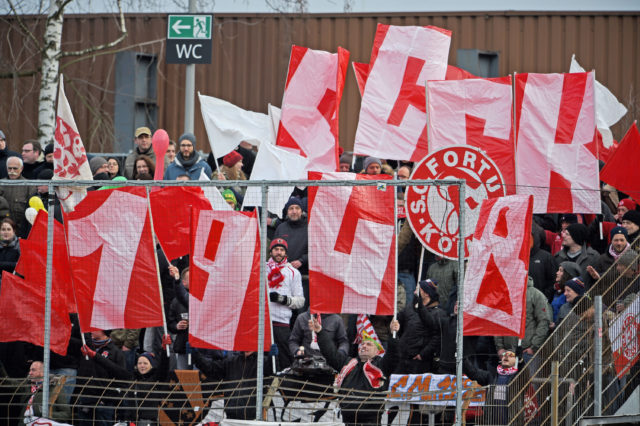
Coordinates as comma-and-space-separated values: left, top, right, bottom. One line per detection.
166, 14, 213, 64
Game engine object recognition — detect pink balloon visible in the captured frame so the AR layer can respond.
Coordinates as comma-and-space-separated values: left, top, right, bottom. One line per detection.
152, 129, 170, 180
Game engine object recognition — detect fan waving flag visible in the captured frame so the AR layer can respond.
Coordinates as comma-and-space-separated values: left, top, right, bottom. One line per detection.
515, 72, 600, 213
64, 187, 163, 332
308, 172, 395, 315
463, 195, 534, 337
353, 24, 451, 162
427, 77, 516, 193
276, 45, 349, 172
189, 209, 271, 352
600, 123, 640, 203
53, 75, 93, 212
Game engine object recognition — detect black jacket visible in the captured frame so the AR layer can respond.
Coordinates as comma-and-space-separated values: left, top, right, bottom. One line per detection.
397, 302, 447, 373
75, 339, 128, 405
529, 224, 556, 301
273, 218, 308, 274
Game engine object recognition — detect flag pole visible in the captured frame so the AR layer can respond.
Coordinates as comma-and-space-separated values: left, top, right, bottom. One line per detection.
392, 173, 399, 338
454, 181, 466, 426
256, 185, 269, 420
41, 185, 56, 418
145, 186, 171, 357
512, 72, 518, 196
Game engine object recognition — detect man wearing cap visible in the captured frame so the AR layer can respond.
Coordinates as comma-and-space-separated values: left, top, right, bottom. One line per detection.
311, 315, 399, 425
554, 223, 599, 285
0, 130, 19, 179
0, 156, 35, 237
267, 238, 304, 369
164, 132, 212, 180
621, 210, 640, 250
587, 226, 630, 284
21, 140, 46, 179
124, 126, 156, 179
615, 198, 637, 223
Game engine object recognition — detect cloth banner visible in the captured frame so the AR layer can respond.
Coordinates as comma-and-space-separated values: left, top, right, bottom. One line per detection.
427, 76, 516, 193
387, 373, 486, 406
64, 187, 163, 331
189, 209, 272, 351
610, 293, 640, 379
515, 72, 600, 214
308, 172, 395, 315
463, 195, 533, 337
53, 75, 93, 212
221, 421, 343, 426
353, 24, 451, 161
600, 123, 640, 203
276, 45, 349, 172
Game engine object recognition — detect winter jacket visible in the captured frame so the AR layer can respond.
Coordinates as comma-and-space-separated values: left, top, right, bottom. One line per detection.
426, 258, 458, 310
0, 235, 20, 274
124, 146, 156, 179
163, 152, 212, 181
554, 244, 600, 286
167, 296, 188, 353
288, 312, 348, 357
397, 301, 447, 373
75, 339, 128, 405
273, 218, 308, 275
0, 177, 35, 238
529, 224, 556, 300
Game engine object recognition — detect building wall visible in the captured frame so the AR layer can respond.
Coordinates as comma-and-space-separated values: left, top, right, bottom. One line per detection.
1, 11, 638, 154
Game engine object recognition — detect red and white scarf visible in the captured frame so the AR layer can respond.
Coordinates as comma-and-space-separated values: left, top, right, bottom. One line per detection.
497, 365, 518, 376
334, 358, 384, 389
267, 257, 288, 289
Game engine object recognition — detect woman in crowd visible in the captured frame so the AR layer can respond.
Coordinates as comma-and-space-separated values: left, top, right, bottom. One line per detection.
132, 155, 155, 180
0, 217, 20, 276
106, 157, 122, 178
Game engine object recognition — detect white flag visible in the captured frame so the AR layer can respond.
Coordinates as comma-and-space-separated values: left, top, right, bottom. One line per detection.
198, 92, 272, 158
198, 168, 232, 211
268, 103, 281, 144
242, 140, 308, 216
570, 55, 628, 148
53, 76, 93, 212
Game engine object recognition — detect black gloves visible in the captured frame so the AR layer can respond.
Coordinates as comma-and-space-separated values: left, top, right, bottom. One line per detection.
269, 292, 290, 306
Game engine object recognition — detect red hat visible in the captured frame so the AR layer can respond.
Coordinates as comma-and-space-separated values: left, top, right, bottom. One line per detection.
223, 151, 243, 168
270, 238, 288, 252
619, 198, 637, 211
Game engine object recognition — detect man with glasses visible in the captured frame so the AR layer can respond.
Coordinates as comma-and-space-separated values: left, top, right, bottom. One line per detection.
164, 132, 212, 180
0, 130, 19, 179
0, 156, 35, 237
20, 139, 46, 179
124, 126, 156, 179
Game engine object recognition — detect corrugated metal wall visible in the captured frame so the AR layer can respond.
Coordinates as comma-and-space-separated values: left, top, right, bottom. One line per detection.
1, 11, 638, 154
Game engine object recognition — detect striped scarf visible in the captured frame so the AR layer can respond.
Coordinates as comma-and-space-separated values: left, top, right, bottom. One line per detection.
267, 257, 287, 289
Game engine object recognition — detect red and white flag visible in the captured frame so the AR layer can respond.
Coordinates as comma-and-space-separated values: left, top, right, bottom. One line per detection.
354, 314, 385, 355
610, 294, 640, 379
0, 271, 71, 356
515, 72, 600, 213
64, 187, 164, 332
188, 209, 271, 352
600, 123, 640, 203
53, 75, 93, 212
353, 24, 451, 162
308, 172, 396, 315
463, 194, 533, 337
427, 77, 516, 193
276, 45, 349, 172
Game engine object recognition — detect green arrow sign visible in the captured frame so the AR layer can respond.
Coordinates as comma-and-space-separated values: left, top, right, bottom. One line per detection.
167, 15, 212, 39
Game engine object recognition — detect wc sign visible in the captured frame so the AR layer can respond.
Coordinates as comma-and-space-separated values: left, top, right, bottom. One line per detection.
166, 14, 213, 64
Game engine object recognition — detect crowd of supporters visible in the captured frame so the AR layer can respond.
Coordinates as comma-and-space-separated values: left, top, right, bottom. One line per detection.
0, 127, 638, 425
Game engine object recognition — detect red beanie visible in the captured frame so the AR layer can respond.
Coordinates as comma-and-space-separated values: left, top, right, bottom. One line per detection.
223, 151, 242, 168
619, 198, 637, 211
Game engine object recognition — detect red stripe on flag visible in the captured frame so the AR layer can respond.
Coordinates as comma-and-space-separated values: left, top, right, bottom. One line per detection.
554, 73, 588, 144
309, 271, 345, 313
284, 45, 308, 90
547, 170, 573, 212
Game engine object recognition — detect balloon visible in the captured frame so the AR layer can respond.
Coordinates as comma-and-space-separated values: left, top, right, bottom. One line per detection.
29, 196, 46, 212
25, 207, 38, 225
152, 129, 170, 180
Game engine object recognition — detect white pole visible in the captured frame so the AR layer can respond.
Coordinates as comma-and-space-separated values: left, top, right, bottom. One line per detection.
454, 181, 466, 426
393, 173, 399, 338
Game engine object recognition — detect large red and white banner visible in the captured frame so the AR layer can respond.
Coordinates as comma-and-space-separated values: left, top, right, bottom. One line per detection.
308, 172, 395, 315
353, 24, 451, 162
53, 76, 93, 212
610, 294, 640, 379
463, 194, 533, 337
64, 187, 164, 332
427, 77, 516, 193
189, 209, 271, 352
515, 72, 600, 213
276, 45, 349, 172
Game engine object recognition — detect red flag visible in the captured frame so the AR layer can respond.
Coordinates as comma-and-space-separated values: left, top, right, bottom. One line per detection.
308, 172, 396, 315
445, 65, 477, 80
276, 45, 349, 172
0, 271, 71, 356
463, 195, 533, 337
427, 76, 515, 194
353, 24, 451, 162
149, 186, 213, 260
188, 209, 271, 352
64, 187, 163, 332
600, 123, 640, 203
515, 72, 600, 213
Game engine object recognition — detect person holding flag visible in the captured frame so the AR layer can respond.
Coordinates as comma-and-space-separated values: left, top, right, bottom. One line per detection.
311, 315, 400, 425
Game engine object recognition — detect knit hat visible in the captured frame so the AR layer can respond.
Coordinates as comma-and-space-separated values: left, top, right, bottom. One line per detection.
270, 238, 288, 252
419, 279, 439, 301
363, 156, 381, 171
622, 210, 640, 228
44, 144, 54, 156
37, 169, 53, 180
566, 223, 588, 246
618, 249, 638, 268
178, 132, 196, 146
223, 151, 242, 168
619, 198, 637, 211
339, 153, 352, 165
564, 278, 585, 297
610, 226, 628, 240
222, 189, 237, 207
89, 157, 108, 176
560, 261, 582, 280
138, 352, 158, 369
284, 196, 303, 212
560, 214, 578, 225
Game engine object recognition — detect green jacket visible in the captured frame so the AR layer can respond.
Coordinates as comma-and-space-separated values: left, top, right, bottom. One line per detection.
20, 380, 70, 423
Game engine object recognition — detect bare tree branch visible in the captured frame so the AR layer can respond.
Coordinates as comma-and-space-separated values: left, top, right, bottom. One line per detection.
60, 37, 165, 71
6, 0, 43, 50
0, 68, 41, 79
59, 0, 127, 58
